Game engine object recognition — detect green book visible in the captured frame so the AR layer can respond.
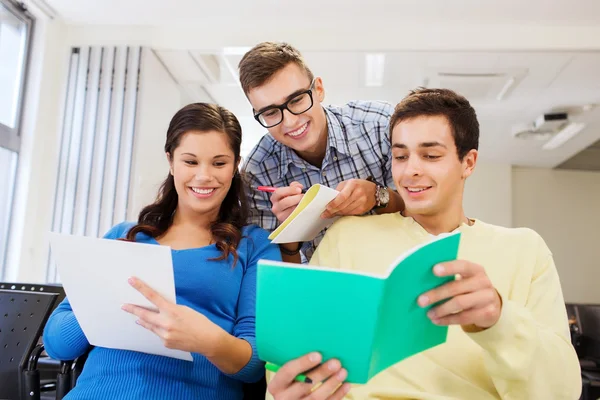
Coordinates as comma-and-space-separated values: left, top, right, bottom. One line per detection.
256, 231, 461, 384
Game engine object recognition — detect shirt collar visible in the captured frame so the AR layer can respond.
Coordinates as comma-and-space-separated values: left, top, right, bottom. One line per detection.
324, 107, 353, 157
276, 107, 355, 179
278, 143, 305, 179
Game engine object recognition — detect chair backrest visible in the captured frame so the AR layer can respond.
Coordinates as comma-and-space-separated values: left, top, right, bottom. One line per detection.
578, 305, 600, 335
576, 304, 600, 362
242, 376, 267, 399
0, 283, 66, 312
0, 290, 58, 400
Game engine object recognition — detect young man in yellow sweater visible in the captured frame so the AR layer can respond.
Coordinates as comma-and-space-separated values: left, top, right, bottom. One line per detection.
265, 88, 581, 400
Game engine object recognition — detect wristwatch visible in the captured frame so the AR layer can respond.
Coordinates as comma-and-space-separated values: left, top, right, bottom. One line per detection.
366, 176, 390, 209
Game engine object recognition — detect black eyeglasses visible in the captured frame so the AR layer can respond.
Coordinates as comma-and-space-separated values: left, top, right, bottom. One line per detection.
253, 80, 316, 128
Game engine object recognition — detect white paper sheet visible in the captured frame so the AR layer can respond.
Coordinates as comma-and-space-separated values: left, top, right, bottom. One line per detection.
270, 184, 340, 243
48, 232, 193, 361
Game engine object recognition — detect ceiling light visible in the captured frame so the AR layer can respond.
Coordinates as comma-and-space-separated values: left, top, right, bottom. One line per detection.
542, 122, 586, 150
496, 76, 516, 101
365, 53, 385, 87
582, 104, 596, 112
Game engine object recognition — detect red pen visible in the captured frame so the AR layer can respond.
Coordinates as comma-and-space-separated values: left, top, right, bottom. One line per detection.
255, 186, 307, 194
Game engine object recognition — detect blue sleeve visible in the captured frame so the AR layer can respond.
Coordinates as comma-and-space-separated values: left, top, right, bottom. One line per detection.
43, 297, 91, 360
226, 226, 282, 383
103, 221, 136, 240
43, 222, 134, 360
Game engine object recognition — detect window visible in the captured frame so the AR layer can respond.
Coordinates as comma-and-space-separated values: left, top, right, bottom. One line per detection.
0, 0, 33, 279
46, 46, 142, 282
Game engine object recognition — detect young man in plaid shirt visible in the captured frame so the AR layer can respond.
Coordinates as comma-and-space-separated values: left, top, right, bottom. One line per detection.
240, 42, 404, 262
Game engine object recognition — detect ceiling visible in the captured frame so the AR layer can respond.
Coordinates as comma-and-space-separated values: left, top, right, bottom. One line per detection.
42, 0, 600, 26
40, 0, 600, 169
558, 138, 600, 171
151, 48, 600, 168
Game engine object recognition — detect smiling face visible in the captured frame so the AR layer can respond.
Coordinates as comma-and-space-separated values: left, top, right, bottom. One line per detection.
246, 62, 328, 159
168, 130, 238, 219
391, 115, 477, 217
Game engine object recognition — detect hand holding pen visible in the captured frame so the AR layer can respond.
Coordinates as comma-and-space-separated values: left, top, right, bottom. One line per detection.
266, 353, 351, 399
255, 186, 308, 194
255, 181, 306, 223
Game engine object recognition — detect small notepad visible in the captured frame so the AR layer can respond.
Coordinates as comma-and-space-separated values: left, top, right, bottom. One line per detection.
268, 184, 339, 244
256, 232, 461, 384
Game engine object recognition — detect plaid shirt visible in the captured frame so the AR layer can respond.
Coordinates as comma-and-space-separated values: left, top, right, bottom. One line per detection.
242, 100, 395, 261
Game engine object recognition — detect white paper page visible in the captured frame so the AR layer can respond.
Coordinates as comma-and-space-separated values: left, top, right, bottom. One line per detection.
271, 185, 340, 243
48, 232, 193, 361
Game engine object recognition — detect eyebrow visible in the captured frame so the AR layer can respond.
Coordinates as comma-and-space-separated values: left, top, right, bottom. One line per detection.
392, 142, 447, 149
181, 153, 232, 159
254, 87, 310, 114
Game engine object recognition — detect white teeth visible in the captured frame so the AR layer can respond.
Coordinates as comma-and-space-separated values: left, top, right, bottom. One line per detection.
191, 188, 214, 194
407, 187, 428, 192
288, 123, 308, 137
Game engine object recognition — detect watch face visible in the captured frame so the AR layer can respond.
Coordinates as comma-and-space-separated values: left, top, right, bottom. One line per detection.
379, 187, 390, 205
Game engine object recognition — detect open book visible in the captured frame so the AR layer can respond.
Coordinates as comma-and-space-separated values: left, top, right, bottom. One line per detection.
268, 184, 339, 243
256, 231, 461, 384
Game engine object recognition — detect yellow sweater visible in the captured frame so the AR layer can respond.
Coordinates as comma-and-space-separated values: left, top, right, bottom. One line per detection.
306, 213, 581, 400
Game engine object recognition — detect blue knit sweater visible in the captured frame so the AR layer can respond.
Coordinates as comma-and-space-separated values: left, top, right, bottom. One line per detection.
43, 222, 281, 399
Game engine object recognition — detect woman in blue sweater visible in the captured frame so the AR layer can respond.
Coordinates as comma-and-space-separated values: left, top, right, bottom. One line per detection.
43, 103, 282, 399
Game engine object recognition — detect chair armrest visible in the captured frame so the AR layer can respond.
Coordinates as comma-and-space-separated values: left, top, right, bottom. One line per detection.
22, 344, 46, 400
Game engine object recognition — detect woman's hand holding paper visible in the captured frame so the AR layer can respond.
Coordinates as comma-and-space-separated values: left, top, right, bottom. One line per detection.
122, 277, 225, 356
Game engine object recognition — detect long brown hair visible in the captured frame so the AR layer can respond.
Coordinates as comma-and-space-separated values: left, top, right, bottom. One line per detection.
124, 103, 249, 265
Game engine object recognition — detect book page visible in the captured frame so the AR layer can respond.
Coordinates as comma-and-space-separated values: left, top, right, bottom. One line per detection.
383, 231, 461, 276
256, 260, 384, 383
48, 232, 193, 361
268, 184, 339, 243
369, 232, 461, 379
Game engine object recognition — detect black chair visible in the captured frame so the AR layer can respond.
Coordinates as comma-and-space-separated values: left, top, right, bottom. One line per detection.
576, 305, 600, 361
0, 284, 65, 313
569, 303, 600, 400
0, 283, 69, 398
0, 289, 58, 400
242, 376, 267, 400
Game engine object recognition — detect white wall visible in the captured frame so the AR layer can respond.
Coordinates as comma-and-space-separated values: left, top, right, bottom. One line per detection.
464, 162, 513, 228
464, 165, 600, 304
444, 162, 600, 304
126, 50, 185, 221
513, 167, 600, 304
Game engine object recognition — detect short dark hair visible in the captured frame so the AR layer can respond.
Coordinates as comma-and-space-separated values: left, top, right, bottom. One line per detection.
390, 88, 479, 160
238, 42, 314, 95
